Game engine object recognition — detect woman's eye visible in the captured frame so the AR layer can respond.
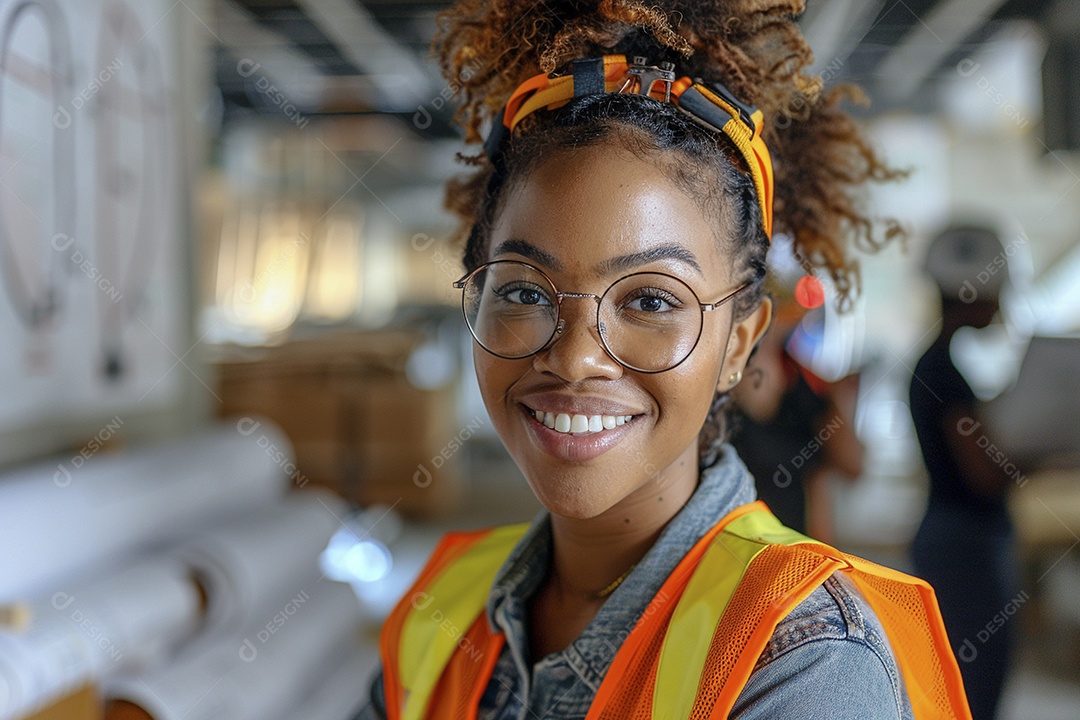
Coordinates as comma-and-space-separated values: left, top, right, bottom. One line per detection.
497, 285, 551, 305
627, 293, 673, 312
513, 289, 543, 305
635, 296, 666, 312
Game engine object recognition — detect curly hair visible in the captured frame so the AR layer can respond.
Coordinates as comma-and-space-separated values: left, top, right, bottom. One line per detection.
433, 0, 904, 468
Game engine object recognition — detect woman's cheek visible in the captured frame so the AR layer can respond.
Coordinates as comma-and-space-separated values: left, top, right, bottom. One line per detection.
472, 349, 524, 433
659, 348, 725, 425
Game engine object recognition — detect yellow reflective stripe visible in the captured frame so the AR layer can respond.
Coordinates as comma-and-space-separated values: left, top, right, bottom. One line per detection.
400, 523, 529, 720
695, 82, 773, 237
653, 508, 827, 718
654, 529, 767, 718
749, 109, 765, 137
723, 506, 820, 547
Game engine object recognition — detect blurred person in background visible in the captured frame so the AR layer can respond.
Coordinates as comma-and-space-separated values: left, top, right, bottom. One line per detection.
733, 293, 864, 542
910, 225, 1026, 720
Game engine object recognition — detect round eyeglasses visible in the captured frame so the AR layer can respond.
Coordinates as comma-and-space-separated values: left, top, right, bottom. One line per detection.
453, 260, 749, 373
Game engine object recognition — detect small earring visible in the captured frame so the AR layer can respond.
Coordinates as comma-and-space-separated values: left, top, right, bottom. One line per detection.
728, 370, 743, 386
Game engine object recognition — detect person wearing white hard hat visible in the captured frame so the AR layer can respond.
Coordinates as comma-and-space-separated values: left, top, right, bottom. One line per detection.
910, 224, 1029, 720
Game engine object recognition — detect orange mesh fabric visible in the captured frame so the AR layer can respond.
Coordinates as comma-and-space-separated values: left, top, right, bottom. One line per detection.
688, 544, 841, 720
381, 530, 493, 720
390, 506, 970, 720
424, 615, 504, 720
842, 554, 972, 719
591, 602, 677, 720
584, 504, 754, 720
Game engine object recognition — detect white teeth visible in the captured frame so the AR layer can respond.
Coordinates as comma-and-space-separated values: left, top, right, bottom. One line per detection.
531, 408, 634, 435
555, 413, 571, 433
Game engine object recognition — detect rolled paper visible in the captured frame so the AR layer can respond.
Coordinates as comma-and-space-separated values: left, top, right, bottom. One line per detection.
178, 489, 349, 637
0, 419, 292, 602
105, 579, 362, 720
0, 558, 201, 720
272, 646, 379, 720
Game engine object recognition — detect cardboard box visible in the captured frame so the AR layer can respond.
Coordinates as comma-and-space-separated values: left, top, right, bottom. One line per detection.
216, 329, 463, 517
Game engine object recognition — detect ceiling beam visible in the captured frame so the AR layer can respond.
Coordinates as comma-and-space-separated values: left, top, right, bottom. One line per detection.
217, 0, 328, 108
876, 0, 1012, 101
802, 0, 888, 74
294, 0, 434, 112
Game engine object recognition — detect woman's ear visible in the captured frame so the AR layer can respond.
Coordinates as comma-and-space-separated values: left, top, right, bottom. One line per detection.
718, 298, 773, 392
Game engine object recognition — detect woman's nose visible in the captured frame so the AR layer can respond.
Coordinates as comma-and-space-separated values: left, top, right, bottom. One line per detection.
532, 298, 623, 382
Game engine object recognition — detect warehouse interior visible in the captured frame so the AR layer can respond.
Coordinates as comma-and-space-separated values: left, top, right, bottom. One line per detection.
0, 0, 1079, 718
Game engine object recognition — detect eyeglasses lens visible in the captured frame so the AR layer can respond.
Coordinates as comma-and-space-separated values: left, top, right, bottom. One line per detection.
462, 261, 705, 372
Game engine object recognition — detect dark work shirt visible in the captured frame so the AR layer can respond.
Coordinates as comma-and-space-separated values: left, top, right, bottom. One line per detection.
909, 337, 1010, 523
734, 372, 829, 533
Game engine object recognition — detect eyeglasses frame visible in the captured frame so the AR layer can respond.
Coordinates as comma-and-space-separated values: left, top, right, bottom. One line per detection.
453, 259, 750, 374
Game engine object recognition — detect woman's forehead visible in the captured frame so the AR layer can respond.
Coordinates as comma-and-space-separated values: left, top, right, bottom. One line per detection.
490, 145, 733, 281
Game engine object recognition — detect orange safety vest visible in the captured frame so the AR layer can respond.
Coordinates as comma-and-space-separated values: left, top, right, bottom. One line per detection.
380, 501, 972, 720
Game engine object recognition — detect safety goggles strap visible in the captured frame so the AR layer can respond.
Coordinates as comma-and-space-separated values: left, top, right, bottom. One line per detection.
679, 84, 773, 236
572, 56, 606, 95
482, 54, 776, 238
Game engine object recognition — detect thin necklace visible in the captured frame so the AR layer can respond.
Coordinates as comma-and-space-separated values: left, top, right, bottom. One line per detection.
551, 562, 637, 600
596, 563, 636, 599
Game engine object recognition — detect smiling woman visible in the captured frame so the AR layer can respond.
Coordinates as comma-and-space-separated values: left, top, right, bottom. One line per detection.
354, 1, 972, 719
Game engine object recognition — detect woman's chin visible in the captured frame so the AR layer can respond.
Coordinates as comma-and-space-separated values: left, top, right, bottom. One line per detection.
522, 474, 622, 521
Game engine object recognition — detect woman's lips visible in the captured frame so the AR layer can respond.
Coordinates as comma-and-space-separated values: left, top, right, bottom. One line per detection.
519, 404, 636, 462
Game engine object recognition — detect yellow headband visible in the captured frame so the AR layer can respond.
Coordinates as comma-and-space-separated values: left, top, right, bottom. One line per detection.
483, 55, 775, 239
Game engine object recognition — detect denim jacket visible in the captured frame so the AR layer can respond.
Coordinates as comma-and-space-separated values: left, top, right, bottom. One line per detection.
356, 446, 915, 719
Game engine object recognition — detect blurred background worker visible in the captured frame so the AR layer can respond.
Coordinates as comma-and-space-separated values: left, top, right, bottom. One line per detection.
910, 225, 1027, 720
733, 284, 864, 543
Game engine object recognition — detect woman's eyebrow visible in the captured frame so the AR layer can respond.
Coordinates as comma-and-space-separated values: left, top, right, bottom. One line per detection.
596, 245, 703, 277
492, 239, 562, 270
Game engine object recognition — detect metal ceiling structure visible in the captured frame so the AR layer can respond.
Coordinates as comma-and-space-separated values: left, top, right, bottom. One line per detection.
211, 0, 1066, 131
823, 0, 1061, 112
215, 0, 456, 139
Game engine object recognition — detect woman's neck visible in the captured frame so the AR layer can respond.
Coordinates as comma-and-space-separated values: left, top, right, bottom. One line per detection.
546, 442, 700, 599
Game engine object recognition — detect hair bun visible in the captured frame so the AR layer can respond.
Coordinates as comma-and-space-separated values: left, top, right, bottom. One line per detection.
435, 0, 905, 308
